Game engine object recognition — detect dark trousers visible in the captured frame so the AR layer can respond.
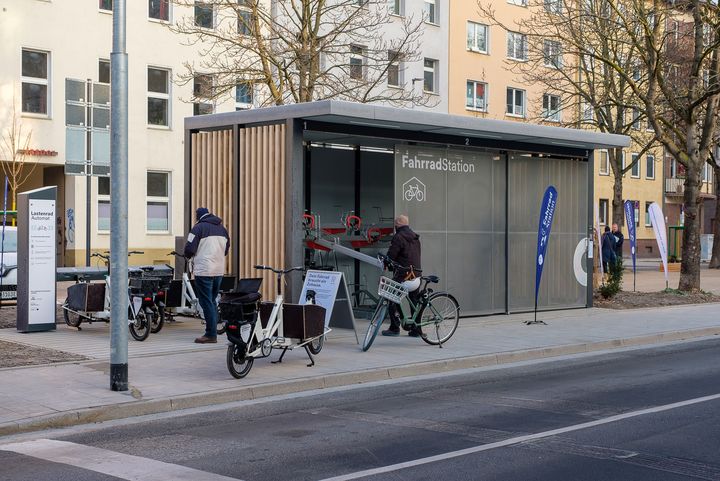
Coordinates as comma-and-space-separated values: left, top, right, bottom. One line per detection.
195, 275, 222, 337
388, 288, 422, 332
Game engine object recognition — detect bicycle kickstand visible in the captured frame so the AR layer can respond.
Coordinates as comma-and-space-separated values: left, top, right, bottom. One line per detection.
304, 346, 316, 367
272, 347, 290, 364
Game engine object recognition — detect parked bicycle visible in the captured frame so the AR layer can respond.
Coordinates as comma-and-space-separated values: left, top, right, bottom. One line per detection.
362, 254, 460, 351
165, 251, 227, 335
62, 251, 156, 341
222, 265, 328, 379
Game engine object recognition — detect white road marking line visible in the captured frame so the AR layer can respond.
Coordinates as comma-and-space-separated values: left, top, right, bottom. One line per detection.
0, 439, 241, 481
318, 392, 720, 481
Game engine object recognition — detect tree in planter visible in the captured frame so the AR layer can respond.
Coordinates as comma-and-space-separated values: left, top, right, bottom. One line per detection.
0, 99, 36, 214
170, 0, 430, 107
477, 0, 659, 229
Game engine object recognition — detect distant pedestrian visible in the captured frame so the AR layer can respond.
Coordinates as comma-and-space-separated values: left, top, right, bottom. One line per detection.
602, 226, 617, 273
184, 207, 230, 344
612, 222, 624, 260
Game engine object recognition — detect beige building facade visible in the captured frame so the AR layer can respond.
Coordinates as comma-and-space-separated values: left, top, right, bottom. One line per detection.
447, 0, 670, 257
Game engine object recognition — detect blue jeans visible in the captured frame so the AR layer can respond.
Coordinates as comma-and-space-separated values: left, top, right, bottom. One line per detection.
195, 276, 222, 338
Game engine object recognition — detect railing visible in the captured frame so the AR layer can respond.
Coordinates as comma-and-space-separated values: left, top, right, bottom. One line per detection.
665, 178, 684, 194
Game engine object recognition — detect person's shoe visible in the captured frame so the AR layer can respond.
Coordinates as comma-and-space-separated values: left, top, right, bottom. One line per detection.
194, 336, 217, 344
408, 330, 424, 338
381, 329, 400, 337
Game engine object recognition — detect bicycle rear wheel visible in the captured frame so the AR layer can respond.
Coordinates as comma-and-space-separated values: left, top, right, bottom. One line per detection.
420, 293, 459, 346
362, 300, 388, 352
226, 344, 254, 379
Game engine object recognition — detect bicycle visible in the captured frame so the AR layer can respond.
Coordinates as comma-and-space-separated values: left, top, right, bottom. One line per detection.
62, 250, 156, 341
223, 265, 328, 379
361, 255, 460, 352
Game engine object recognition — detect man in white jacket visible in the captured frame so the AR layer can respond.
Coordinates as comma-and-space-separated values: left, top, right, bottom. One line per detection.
184, 207, 230, 343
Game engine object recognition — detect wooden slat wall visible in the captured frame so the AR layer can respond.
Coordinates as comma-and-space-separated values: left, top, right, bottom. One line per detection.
190, 130, 234, 273
239, 124, 286, 300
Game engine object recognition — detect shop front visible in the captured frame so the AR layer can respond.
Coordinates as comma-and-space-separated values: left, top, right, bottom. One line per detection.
185, 101, 628, 315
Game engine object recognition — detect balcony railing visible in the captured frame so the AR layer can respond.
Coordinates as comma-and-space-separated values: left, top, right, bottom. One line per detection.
665, 178, 684, 194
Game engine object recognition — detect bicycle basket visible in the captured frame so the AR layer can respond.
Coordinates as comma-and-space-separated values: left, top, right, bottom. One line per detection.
378, 276, 408, 304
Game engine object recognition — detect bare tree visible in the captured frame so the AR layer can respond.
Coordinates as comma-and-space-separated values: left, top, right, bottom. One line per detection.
170, 0, 431, 107
0, 99, 36, 212
478, 0, 659, 228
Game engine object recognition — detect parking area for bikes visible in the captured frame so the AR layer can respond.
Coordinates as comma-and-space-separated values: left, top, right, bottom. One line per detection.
1, 302, 720, 434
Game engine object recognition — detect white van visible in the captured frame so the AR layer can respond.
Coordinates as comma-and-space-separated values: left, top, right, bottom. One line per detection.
0, 226, 18, 300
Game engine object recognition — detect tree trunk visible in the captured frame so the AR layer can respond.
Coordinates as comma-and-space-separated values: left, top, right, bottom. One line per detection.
610, 148, 625, 227
710, 164, 720, 268
679, 167, 703, 291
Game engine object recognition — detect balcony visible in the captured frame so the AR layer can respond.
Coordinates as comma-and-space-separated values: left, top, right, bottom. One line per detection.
665, 178, 684, 195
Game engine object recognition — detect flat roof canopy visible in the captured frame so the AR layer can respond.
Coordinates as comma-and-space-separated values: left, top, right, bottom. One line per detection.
186, 100, 630, 152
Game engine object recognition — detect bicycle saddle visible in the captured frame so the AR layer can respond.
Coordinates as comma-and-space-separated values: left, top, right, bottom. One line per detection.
422, 275, 439, 284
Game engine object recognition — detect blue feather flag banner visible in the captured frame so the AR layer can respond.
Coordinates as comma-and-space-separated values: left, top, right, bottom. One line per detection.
535, 186, 558, 306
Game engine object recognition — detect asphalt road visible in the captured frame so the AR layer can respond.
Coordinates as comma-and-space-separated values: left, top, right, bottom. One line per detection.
2, 339, 720, 481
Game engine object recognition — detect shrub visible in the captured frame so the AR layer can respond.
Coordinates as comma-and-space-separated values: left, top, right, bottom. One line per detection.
599, 258, 624, 299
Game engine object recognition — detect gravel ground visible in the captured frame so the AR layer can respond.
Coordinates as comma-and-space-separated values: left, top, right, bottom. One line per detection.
594, 289, 720, 309
0, 304, 87, 368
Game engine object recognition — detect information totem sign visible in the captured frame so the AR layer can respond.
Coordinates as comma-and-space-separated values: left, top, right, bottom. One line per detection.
17, 186, 57, 332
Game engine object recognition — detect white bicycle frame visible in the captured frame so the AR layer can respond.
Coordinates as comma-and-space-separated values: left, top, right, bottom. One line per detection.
63, 276, 143, 324
243, 293, 289, 358
166, 271, 204, 318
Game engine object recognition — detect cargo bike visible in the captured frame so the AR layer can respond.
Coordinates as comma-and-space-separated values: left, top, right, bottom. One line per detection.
220, 265, 329, 379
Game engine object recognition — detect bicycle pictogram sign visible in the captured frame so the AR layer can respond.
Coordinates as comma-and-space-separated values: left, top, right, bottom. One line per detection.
402, 177, 426, 202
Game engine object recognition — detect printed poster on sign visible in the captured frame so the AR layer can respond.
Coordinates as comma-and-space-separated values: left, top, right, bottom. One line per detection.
299, 270, 343, 328
28, 199, 56, 325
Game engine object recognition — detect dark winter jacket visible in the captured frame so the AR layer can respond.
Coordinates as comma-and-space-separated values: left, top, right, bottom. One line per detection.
613, 230, 624, 258
184, 214, 230, 277
387, 225, 421, 281
601, 231, 617, 265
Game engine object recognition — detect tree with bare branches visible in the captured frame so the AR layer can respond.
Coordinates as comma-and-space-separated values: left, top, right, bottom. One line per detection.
478, 0, 659, 229
0, 100, 36, 212
170, 0, 431, 108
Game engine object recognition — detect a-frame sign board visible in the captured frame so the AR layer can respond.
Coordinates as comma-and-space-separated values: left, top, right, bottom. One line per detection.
299, 270, 359, 344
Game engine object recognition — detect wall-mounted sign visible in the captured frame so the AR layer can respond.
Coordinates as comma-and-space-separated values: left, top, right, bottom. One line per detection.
18, 149, 58, 157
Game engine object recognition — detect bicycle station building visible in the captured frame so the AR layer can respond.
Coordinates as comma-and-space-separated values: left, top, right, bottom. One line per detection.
184, 101, 628, 316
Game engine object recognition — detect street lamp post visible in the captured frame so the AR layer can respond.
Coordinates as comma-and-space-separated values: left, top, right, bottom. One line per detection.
110, 0, 129, 391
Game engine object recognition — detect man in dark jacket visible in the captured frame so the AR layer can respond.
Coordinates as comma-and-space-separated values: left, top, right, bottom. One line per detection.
612, 223, 624, 260
601, 225, 617, 273
382, 215, 423, 338
184, 207, 230, 344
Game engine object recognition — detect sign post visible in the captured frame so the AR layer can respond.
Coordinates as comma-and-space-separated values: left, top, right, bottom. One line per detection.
624, 200, 637, 291
299, 270, 358, 343
16, 187, 57, 332
528, 186, 558, 326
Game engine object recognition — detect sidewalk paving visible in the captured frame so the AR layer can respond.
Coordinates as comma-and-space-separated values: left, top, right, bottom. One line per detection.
1, 303, 720, 436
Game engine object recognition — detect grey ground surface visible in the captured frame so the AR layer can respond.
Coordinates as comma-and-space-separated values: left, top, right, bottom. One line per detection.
2, 338, 719, 481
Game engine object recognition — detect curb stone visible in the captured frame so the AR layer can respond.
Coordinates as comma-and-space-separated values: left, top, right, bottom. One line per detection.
1, 326, 719, 437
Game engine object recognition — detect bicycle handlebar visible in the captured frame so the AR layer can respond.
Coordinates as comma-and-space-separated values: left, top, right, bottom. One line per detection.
253, 265, 304, 275
92, 250, 143, 260
169, 251, 185, 258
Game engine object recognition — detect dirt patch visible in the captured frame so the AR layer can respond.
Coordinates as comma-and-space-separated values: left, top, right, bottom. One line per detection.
594, 289, 720, 309
0, 340, 87, 368
0, 305, 86, 368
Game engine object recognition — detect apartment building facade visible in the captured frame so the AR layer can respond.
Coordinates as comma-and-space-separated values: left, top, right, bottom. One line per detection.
447, 0, 675, 257
0, 0, 450, 266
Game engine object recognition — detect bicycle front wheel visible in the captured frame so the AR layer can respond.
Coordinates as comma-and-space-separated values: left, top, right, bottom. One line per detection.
362, 300, 388, 352
420, 293, 459, 346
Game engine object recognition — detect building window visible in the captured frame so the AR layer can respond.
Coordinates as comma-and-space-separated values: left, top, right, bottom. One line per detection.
387, 51, 402, 87
703, 161, 711, 182
508, 0, 527, 6
98, 176, 110, 232
645, 202, 652, 226
646, 154, 655, 179
670, 157, 677, 178
599, 199, 608, 225
235, 82, 253, 109
542, 93, 561, 122
507, 32, 527, 61
149, 0, 169, 21
631, 107, 641, 130
424, 0, 437, 24
98, 59, 110, 84
631, 153, 640, 178
350, 46, 365, 80
21, 49, 50, 115
99, 0, 112, 11
147, 172, 170, 232
466, 80, 488, 111
506, 87, 525, 117
467, 22, 488, 53
543, 40, 562, 68
147, 67, 170, 126
582, 101, 594, 122
194, 1, 214, 29
544, 0, 562, 13
237, 0, 254, 35
423, 58, 437, 93
389, 0, 403, 15
193, 74, 214, 115
599, 150, 609, 175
